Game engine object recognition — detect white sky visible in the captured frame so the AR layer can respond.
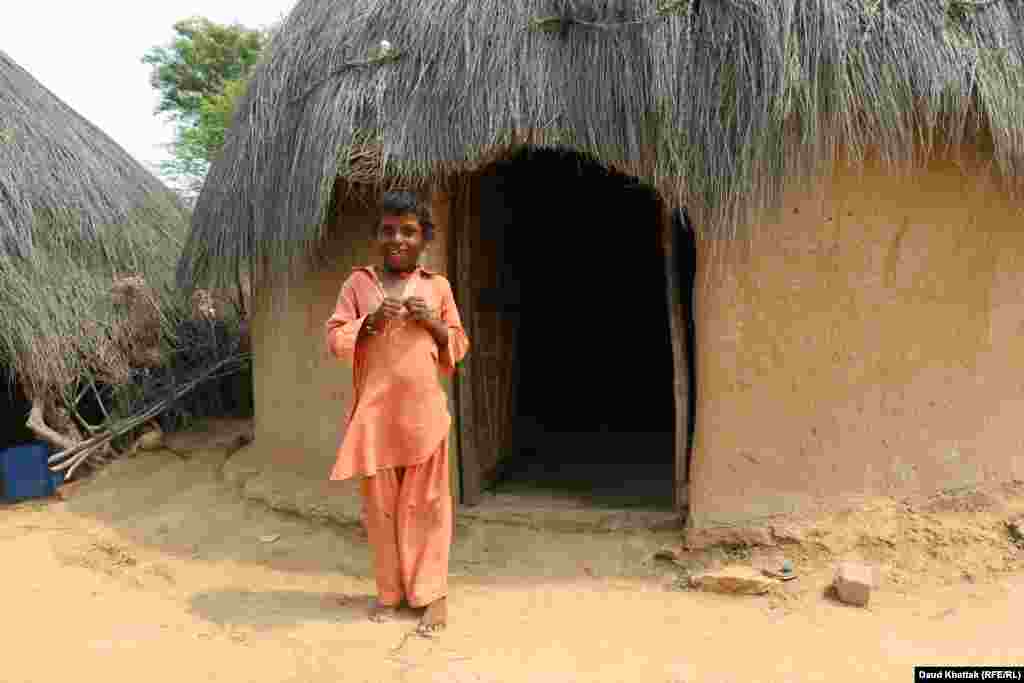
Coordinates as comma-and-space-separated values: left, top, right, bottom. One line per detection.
1, 0, 296, 183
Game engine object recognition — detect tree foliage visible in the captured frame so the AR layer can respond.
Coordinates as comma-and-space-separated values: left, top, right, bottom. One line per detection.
143, 17, 270, 194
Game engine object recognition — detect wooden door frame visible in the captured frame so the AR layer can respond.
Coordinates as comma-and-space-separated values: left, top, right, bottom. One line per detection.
662, 204, 692, 512
449, 176, 484, 505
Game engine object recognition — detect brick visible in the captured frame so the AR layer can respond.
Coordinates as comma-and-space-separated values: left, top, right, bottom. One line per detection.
689, 566, 776, 595
834, 562, 877, 607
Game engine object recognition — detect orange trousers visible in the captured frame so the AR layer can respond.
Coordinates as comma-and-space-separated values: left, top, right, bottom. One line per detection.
358, 440, 452, 608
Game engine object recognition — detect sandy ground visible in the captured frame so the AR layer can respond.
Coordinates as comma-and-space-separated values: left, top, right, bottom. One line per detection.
3, 421, 1024, 682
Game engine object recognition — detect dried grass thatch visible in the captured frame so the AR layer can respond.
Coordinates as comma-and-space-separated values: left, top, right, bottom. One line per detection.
180, 0, 1024, 292
0, 50, 190, 399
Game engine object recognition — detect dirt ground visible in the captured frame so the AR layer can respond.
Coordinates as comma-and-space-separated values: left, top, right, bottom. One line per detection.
3, 420, 1024, 682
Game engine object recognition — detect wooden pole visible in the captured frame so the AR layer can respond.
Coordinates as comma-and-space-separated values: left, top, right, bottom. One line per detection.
453, 176, 483, 505
661, 204, 691, 513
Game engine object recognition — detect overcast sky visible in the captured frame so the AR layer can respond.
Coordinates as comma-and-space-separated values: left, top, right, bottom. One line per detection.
1, 0, 296, 182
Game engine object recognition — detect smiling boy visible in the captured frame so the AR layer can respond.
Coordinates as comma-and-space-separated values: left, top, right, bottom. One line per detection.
325, 191, 469, 633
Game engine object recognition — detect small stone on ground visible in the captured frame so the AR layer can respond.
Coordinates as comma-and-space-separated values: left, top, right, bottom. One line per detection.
834, 561, 877, 607
138, 428, 164, 451
689, 566, 776, 595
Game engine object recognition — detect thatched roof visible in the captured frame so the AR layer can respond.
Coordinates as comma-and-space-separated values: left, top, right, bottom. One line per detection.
0, 50, 189, 397
180, 0, 1024, 290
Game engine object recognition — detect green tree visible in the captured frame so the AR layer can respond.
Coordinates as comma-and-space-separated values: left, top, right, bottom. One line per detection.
143, 17, 270, 194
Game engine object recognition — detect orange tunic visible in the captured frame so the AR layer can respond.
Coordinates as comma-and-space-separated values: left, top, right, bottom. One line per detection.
325, 266, 469, 482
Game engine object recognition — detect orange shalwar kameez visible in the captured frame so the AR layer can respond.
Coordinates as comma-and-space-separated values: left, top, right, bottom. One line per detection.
325, 266, 469, 608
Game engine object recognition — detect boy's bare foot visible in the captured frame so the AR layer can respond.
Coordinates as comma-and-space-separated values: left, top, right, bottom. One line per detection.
417, 597, 447, 634
369, 600, 400, 622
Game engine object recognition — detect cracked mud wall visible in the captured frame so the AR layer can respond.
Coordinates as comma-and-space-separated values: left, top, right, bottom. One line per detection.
689, 156, 1024, 530
242, 188, 451, 492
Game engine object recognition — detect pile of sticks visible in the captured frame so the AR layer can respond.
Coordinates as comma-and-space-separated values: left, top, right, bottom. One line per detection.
46, 353, 250, 480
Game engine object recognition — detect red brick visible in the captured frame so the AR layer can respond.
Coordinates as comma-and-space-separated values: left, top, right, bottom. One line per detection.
834, 562, 877, 607
689, 566, 776, 595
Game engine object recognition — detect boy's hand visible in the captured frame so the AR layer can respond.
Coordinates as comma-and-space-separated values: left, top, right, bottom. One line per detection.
366, 297, 405, 333
404, 296, 437, 325
404, 296, 449, 349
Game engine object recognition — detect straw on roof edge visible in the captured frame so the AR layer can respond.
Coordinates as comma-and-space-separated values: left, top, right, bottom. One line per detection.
180, 0, 1024, 292
0, 50, 190, 396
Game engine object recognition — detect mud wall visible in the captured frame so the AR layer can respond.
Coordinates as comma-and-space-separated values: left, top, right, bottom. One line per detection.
250, 188, 451, 482
689, 158, 1024, 530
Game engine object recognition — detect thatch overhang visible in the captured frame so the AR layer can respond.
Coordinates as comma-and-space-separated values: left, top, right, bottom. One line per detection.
180, 0, 1024, 292
0, 50, 190, 397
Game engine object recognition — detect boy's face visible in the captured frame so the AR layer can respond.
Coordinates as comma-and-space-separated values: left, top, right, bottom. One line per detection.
377, 213, 426, 273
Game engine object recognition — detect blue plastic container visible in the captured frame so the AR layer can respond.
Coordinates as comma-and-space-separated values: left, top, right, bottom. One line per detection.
0, 441, 63, 503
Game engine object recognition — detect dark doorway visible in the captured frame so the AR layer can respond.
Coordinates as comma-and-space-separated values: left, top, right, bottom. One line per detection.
476, 147, 677, 510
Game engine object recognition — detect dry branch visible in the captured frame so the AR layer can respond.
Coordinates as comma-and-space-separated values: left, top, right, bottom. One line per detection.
47, 352, 249, 480
26, 398, 79, 452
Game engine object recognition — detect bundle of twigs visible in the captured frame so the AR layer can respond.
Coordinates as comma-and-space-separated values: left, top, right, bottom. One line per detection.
147, 315, 252, 432
48, 352, 250, 480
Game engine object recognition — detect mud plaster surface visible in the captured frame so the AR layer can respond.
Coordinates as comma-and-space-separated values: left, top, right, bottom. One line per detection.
691, 159, 1024, 528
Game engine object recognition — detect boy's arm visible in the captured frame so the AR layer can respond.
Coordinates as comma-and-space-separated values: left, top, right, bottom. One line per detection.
325, 278, 370, 362
436, 278, 469, 375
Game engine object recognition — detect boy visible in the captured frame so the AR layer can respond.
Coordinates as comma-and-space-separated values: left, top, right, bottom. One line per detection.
325, 191, 469, 634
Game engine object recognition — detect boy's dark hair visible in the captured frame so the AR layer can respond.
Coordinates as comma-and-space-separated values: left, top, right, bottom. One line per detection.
378, 190, 434, 241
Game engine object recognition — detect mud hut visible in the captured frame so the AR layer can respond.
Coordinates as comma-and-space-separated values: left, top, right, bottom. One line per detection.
179, 0, 1024, 544
0, 50, 189, 452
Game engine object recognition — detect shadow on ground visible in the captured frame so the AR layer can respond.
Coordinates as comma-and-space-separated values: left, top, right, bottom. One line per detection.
188, 590, 385, 629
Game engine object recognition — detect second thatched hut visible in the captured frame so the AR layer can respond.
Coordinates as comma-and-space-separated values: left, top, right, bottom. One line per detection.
0, 49, 194, 461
